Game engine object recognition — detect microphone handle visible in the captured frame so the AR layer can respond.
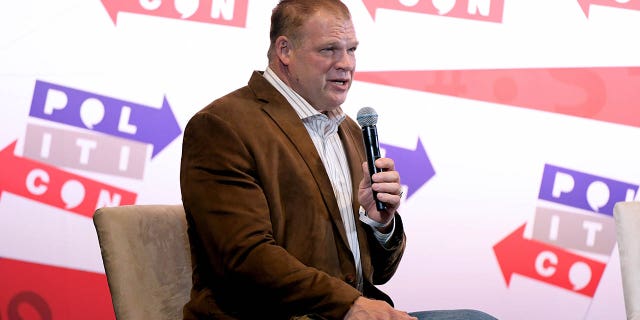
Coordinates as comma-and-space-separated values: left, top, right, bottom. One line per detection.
362, 125, 387, 211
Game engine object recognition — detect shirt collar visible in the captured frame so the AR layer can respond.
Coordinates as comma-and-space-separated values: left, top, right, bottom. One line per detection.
263, 66, 346, 125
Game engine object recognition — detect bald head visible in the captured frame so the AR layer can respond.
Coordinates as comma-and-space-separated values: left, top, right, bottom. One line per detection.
267, 0, 352, 61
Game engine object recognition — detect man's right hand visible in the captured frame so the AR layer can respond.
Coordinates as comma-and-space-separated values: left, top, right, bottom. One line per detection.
343, 297, 418, 320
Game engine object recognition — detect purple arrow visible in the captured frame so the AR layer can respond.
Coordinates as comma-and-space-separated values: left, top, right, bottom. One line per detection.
538, 164, 639, 216
29, 80, 181, 158
380, 137, 435, 199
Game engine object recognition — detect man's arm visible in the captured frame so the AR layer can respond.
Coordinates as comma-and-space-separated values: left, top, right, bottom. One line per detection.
357, 159, 407, 284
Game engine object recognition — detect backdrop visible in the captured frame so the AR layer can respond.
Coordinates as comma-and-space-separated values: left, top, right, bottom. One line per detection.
2, 0, 639, 319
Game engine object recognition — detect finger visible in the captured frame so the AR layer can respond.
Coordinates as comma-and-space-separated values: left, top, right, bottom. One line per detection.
395, 310, 417, 320
371, 170, 400, 184
402, 311, 417, 320
372, 181, 401, 194
401, 313, 418, 320
376, 192, 402, 208
372, 187, 402, 206
374, 157, 395, 171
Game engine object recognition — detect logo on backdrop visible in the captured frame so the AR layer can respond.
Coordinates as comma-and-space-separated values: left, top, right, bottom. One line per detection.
355, 67, 640, 128
0, 79, 182, 218
578, 0, 640, 18
362, 0, 640, 22
363, 0, 505, 23
493, 164, 639, 297
101, 0, 249, 27
0, 258, 113, 319
0, 79, 182, 319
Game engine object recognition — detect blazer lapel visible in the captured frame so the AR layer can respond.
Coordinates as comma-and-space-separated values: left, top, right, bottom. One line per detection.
339, 121, 374, 277
338, 122, 365, 219
248, 72, 352, 251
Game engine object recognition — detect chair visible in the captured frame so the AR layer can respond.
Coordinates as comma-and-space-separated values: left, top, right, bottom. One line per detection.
93, 205, 193, 320
614, 201, 640, 320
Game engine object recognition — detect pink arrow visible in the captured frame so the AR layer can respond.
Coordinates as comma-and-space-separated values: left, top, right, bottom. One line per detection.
493, 224, 606, 297
355, 67, 640, 128
578, 0, 640, 18
101, 0, 248, 27
362, 0, 504, 23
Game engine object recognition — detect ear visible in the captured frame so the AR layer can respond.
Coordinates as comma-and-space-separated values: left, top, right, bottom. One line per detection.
275, 36, 292, 65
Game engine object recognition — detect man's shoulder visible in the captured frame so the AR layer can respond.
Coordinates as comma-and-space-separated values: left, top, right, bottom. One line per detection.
199, 71, 281, 115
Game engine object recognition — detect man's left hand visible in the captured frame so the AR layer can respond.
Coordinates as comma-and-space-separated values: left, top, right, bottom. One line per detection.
358, 158, 402, 232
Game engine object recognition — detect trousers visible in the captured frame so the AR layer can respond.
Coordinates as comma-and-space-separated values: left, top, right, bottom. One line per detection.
409, 309, 497, 320
292, 308, 498, 320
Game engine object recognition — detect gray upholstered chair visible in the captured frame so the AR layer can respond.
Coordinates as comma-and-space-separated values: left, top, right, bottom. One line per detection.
614, 201, 640, 320
93, 204, 192, 320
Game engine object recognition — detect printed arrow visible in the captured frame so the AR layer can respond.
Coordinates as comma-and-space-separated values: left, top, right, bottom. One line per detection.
362, 0, 504, 23
493, 224, 606, 297
380, 138, 435, 199
0, 141, 137, 218
101, 0, 248, 27
578, 0, 640, 18
0, 257, 114, 320
355, 67, 640, 128
29, 80, 181, 158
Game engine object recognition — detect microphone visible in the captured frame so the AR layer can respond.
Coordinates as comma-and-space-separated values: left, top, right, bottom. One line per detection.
356, 107, 386, 212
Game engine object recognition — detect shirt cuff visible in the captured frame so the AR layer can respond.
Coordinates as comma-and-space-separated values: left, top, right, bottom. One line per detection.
358, 206, 395, 246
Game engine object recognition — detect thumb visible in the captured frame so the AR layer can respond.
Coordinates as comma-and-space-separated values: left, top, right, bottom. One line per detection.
361, 161, 371, 182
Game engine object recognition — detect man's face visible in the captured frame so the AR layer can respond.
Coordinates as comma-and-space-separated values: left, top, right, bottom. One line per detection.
285, 10, 358, 112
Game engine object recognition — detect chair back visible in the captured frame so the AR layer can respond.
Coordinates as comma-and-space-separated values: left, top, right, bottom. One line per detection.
614, 201, 640, 320
94, 204, 192, 320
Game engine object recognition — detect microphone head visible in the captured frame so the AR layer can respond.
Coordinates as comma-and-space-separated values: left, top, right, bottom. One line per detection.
356, 107, 378, 127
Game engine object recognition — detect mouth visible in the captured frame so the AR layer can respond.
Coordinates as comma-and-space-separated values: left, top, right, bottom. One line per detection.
329, 79, 349, 86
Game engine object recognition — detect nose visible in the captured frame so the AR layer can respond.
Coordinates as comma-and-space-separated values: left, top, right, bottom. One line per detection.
335, 50, 355, 72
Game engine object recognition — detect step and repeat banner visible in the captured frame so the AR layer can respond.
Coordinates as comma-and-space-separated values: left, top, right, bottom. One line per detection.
1, 0, 639, 319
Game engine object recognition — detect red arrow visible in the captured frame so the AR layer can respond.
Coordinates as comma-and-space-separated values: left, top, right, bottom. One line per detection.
493, 224, 606, 297
578, 0, 640, 17
354, 67, 640, 128
0, 141, 137, 218
101, 0, 248, 27
362, 0, 504, 23
0, 258, 114, 320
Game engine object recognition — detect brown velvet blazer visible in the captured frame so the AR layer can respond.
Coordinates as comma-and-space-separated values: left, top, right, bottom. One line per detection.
180, 71, 406, 319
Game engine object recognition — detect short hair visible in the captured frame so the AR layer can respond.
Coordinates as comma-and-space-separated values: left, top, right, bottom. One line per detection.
267, 0, 351, 60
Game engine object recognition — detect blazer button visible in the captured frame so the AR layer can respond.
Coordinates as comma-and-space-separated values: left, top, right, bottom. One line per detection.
345, 274, 355, 284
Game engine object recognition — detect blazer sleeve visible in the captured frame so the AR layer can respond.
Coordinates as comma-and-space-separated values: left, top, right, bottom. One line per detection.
341, 116, 407, 289
365, 214, 406, 285
180, 111, 361, 319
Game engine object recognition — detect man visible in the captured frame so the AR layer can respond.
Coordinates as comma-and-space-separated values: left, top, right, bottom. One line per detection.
180, 1, 496, 319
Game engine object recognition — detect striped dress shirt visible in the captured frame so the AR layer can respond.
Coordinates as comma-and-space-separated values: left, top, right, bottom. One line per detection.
264, 68, 396, 294
264, 67, 364, 291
